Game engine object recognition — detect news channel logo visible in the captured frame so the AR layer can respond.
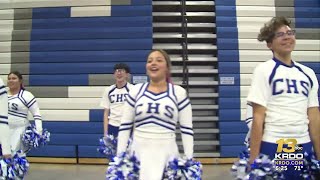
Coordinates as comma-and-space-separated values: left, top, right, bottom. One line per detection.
274, 138, 304, 167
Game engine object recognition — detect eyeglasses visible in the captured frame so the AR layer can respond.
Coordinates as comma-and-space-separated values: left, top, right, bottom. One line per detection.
274, 30, 296, 38
114, 69, 126, 73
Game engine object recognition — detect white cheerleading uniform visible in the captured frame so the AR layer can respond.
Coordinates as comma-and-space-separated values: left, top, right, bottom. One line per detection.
8, 89, 43, 152
247, 58, 319, 144
100, 83, 134, 127
0, 78, 10, 155
117, 83, 194, 180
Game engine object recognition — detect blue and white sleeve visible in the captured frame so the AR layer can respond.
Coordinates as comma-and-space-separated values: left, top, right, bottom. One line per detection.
176, 86, 194, 159
0, 78, 10, 155
24, 91, 43, 131
116, 85, 138, 155
0, 78, 8, 124
244, 103, 253, 147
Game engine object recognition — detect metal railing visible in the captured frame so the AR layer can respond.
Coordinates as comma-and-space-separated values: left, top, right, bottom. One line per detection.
181, 0, 189, 93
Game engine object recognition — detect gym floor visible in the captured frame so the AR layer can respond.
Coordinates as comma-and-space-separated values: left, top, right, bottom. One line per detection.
26, 164, 233, 180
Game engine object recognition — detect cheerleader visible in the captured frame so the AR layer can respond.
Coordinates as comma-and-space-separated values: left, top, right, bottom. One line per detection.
248, 17, 320, 179
7, 71, 43, 154
117, 49, 194, 180
100, 63, 134, 138
0, 78, 11, 158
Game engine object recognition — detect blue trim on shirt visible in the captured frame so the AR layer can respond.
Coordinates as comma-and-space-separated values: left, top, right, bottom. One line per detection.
294, 64, 313, 88
178, 101, 190, 111
181, 130, 194, 136
136, 121, 175, 131
135, 115, 176, 126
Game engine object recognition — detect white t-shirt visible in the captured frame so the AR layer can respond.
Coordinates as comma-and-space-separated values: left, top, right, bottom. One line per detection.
100, 83, 134, 127
247, 58, 319, 144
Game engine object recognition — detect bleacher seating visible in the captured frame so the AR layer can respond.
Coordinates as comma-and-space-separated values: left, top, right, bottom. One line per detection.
0, 0, 319, 161
0, 0, 152, 160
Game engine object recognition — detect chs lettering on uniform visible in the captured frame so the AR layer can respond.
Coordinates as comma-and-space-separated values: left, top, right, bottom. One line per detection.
136, 102, 175, 119
272, 78, 310, 96
109, 93, 127, 103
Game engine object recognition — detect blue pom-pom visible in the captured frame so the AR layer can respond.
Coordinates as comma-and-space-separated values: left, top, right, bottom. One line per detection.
163, 157, 202, 180
12, 150, 30, 178
0, 158, 16, 180
97, 135, 117, 159
106, 151, 140, 180
231, 150, 285, 180
0, 151, 29, 180
22, 124, 50, 151
300, 152, 320, 180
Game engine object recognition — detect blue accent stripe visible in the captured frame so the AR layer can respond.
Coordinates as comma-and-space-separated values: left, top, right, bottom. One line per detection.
178, 102, 190, 111
33, 115, 42, 120
119, 127, 133, 131
120, 122, 134, 126
178, 96, 188, 106
142, 93, 168, 101
124, 83, 129, 92
27, 98, 36, 107
8, 110, 27, 116
0, 115, 8, 120
135, 115, 176, 126
8, 96, 17, 100
126, 94, 136, 103
136, 83, 148, 102
126, 99, 135, 107
180, 125, 193, 131
294, 65, 314, 88
245, 117, 253, 124
268, 62, 281, 85
18, 90, 28, 106
0, 91, 6, 96
181, 130, 194, 136
8, 112, 27, 119
0, 121, 8, 125
108, 86, 117, 97
136, 121, 175, 131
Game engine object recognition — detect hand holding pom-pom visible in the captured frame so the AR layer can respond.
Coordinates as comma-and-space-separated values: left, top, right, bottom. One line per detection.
231, 150, 285, 180
0, 151, 29, 180
106, 151, 140, 180
163, 157, 202, 180
22, 124, 50, 152
97, 135, 117, 159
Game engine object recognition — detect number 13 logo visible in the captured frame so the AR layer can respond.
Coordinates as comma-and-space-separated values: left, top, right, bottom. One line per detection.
276, 138, 297, 153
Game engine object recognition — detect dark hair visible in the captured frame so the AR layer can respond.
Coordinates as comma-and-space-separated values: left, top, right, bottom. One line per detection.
257, 16, 292, 43
114, 63, 130, 73
8, 71, 23, 80
8, 71, 24, 89
147, 49, 172, 83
